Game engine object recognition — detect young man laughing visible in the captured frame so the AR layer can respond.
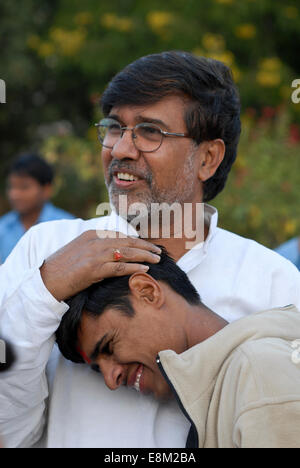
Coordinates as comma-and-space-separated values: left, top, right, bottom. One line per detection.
56, 250, 300, 448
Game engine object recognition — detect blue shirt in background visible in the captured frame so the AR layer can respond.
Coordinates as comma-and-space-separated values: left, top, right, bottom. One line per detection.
275, 237, 300, 271
0, 202, 75, 263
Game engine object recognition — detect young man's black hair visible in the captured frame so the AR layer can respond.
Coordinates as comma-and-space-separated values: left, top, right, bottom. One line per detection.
56, 247, 201, 365
7, 153, 54, 186
100, 50, 241, 202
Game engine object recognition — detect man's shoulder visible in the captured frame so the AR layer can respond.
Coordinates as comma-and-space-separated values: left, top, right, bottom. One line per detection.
0, 211, 18, 231
214, 227, 297, 269
30, 215, 110, 239
25, 216, 111, 258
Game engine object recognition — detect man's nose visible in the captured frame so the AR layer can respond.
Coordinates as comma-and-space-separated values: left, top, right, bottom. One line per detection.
99, 357, 127, 391
110, 129, 140, 161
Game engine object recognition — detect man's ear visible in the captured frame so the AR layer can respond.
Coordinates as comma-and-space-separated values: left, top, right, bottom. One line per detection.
128, 273, 165, 308
197, 139, 225, 182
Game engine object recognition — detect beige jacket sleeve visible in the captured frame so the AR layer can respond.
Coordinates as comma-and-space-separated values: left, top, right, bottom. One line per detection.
233, 401, 300, 448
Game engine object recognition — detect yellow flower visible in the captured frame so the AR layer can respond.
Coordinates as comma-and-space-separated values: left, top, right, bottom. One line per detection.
202, 33, 225, 52
235, 24, 256, 39
101, 13, 133, 32
231, 64, 241, 82
284, 220, 297, 236
256, 57, 282, 87
38, 42, 56, 58
209, 51, 234, 66
284, 6, 298, 19
260, 57, 282, 71
101, 13, 117, 28
256, 71, 281, 87
50, 28, 86, 56
116, 18, 133, 32
147, 11, 174, 32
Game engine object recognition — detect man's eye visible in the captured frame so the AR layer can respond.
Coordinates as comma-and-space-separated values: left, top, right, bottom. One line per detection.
144, 125, 160, 134
101, 341, 113, 355
138, 125, 161, 140
107, 123, 121, 135
91, 364, 101, 373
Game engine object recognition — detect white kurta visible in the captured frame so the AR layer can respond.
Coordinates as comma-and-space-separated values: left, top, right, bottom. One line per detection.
0, 205, 299, 448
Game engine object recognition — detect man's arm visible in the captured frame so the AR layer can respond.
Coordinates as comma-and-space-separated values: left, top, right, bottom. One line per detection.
0, 261, 68, 447
0, 222, 161, 447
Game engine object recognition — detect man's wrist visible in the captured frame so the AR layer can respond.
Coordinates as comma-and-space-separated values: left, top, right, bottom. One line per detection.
40, 260, 67, 303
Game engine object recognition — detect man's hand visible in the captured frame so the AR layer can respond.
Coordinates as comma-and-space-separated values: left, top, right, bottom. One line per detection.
40, 230, 162, 302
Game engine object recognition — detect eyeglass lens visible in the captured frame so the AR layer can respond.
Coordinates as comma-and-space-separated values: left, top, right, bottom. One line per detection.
98, 119, 163, 152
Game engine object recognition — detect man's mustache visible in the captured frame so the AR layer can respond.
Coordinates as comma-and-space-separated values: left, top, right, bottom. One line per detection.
108, 161, 152, 186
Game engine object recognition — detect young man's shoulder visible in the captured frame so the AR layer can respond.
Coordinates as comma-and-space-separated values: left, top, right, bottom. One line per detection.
227, 306, 300, 407
0, 211, 18, 229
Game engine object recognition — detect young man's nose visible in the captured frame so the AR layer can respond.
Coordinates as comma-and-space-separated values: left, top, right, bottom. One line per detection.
110, 130, 140, 161
99, 357, 127, 391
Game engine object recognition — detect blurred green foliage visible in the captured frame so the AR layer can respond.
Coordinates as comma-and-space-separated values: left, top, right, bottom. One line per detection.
0, 0, 300, 248
214, 108, 300, 247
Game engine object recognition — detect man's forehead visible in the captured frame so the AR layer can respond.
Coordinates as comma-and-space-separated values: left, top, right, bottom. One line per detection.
109, 95, 189, 122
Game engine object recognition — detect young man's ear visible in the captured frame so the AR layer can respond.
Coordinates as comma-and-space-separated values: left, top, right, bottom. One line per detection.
197, 139, 225, 182
42, 183, 53, 202
128, 273, 165, 308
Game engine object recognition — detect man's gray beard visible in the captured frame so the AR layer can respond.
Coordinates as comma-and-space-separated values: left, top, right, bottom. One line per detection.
108, 145, 198, 224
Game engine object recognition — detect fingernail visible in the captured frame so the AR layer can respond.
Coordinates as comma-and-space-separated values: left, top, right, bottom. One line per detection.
140, 265, 149, 271
152, 246, 162, 254
153, 254, 161, 262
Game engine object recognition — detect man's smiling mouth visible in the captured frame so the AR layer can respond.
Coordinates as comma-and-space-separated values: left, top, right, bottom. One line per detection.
116, 172, 139, 182
133, 364, 144, 392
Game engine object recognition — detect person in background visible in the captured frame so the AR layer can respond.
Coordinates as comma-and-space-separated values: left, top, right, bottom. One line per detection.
275, 237, 300, 271
0, 153, 74, 263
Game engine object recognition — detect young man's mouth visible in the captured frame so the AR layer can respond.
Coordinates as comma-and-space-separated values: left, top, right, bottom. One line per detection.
128, 364, 144, 393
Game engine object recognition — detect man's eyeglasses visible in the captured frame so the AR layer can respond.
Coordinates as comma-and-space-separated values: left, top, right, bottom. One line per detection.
94, 117, 189, 153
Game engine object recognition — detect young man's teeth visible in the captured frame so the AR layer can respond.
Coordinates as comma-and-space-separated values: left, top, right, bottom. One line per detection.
133, 367, 143, 392
117, 172, 137, 181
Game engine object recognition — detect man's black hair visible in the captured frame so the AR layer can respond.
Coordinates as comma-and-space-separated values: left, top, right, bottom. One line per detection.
7, 153, 54, 186
56, 247, 201, 364
100, 50, 241, 202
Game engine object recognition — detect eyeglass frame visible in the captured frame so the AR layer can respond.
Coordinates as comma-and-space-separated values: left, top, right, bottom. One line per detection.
94, 117, 190, 153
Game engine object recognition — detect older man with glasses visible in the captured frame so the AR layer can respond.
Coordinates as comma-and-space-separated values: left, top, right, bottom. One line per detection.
1, 51, 300, 448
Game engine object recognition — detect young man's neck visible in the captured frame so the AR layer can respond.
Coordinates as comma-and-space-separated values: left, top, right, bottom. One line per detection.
185, 303, 228, 349
20, 206, 43, 231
